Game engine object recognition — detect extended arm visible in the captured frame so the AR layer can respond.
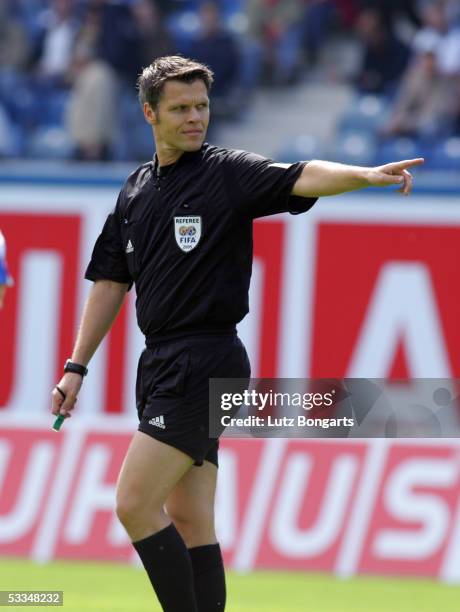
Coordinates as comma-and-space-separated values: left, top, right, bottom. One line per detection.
292, 158, 424, 198
51, 279, 129, 418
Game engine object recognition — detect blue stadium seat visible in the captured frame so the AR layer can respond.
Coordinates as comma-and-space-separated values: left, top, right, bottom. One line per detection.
331, 131, 377, 166
0, 103, 24, 157
37, 88, 70, 127
166, 11, 200, 53
112, 93, 155, 161
373, 137, 420, 166
338, 94, 388, 135
220, 0, 246, 18
25, 126, 73, 160
276, 134, 324, 163
0, 72, 39, 128
113, 123, 155, 162
424, 138, 460, 170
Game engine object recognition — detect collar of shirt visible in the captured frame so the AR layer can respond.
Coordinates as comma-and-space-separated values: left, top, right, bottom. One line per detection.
151, 144, 208, 179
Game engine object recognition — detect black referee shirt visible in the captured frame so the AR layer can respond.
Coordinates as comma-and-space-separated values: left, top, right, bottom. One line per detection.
85, 143, 317, 342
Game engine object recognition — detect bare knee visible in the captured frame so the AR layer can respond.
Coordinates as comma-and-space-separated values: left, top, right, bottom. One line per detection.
115, 492, 142, 528
115, 431, 194, 541
116, 489, 167, 540
168, 506, 216, 547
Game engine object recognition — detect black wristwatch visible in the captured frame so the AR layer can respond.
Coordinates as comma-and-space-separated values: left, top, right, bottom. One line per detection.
64, 359, 88, 377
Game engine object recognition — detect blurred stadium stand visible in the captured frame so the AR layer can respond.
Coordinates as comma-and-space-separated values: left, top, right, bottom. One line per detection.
0, 0, 459, 168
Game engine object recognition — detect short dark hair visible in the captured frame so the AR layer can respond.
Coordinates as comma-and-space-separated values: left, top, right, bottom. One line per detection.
137, 56, 214, 110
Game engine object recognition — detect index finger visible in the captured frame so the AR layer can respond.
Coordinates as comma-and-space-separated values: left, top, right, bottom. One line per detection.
389, 158, 425, 171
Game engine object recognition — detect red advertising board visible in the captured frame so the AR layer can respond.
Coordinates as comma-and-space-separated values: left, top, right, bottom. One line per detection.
0, 422, 459, 582
2, 193, 460, 418
310, 223, 460, 378
2, 185, 460, 580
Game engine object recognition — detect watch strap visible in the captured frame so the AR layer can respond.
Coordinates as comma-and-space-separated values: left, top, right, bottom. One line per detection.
64, 359, 88, 377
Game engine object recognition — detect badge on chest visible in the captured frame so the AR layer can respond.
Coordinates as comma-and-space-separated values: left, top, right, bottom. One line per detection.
174, 216, 202, 253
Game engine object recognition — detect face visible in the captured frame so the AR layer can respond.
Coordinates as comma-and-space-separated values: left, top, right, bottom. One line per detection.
143, 79, 210, 157
53, 0, 73, 20
200, 2, 220, 33
356, 9, 382, 42
132, 0, 159, 28
424, 5, 446, 32
420, 52, 436, 75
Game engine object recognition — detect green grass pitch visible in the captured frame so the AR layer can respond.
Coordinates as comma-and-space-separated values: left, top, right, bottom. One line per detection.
1, 558, 459, 611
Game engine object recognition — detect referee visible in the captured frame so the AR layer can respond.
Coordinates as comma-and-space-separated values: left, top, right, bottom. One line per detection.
51, 56, 423, 611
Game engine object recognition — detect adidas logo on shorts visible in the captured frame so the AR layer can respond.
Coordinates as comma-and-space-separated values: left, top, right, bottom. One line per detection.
149, 415, 166, 429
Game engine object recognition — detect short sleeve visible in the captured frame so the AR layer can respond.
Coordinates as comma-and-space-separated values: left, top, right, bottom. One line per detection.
85, 191, 133, 288
224, 150, 318, 219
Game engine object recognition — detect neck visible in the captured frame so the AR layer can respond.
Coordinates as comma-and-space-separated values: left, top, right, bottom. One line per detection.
155, 142, 185, 167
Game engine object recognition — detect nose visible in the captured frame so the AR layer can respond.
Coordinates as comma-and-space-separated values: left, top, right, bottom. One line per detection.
187, 106, 201, 122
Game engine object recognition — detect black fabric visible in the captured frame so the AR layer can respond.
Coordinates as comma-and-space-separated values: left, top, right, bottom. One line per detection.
85, 143, 317, 339
137, 333, 251, 467
223, 150, 316, 218
133, 523, 198, 612
188, 543, 226, 612
85, 191, 134, 288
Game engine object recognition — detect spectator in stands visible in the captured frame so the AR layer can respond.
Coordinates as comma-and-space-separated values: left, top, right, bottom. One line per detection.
382, 41, 458, 138
0, 0, 31, 126
301, 0, 338, 64
412, 0, 460, 77
454, 62, 460, 134
154, 0, 189, 16
446, 0, 460, 26
354, 7, 410, 95
455, 102, 460, 135
131, 0, 175, 71
35, 0, 79, 84
188, 1, 240, 118
0, 0, 31, 143
66, 36, 118, 161
93, 0, 140, 86
246, 0, 306, 85
0, 0, 30, 72
358, 0, 421, 30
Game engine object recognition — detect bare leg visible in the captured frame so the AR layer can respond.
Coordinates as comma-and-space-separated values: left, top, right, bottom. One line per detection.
116, 431, 197, 611
167, 461, 226, 611
166, 460, 217, 547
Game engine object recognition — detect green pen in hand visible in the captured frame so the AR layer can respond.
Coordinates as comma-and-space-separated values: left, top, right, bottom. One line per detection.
53, 386, 67, 431
52, 414, 66, 431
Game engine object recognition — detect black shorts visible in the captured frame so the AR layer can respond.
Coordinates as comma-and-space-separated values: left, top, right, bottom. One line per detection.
136, 333, 251, 467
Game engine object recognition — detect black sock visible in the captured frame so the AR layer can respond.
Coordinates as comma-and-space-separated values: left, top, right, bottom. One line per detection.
188, 543, 226, 611
133, 523, 198, 612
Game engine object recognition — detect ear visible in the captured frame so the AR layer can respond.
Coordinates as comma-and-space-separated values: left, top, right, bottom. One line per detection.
143, 102, 158, 126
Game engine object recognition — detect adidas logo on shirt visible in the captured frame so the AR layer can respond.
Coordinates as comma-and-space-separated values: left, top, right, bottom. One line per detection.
149, 415, 166, 429
126, 240, 134, 254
